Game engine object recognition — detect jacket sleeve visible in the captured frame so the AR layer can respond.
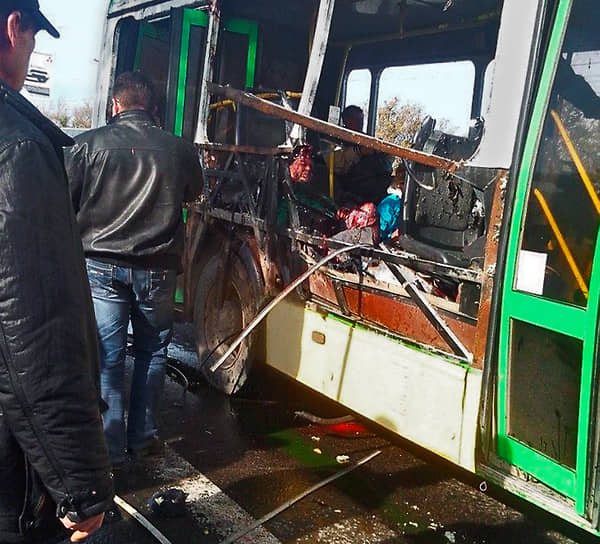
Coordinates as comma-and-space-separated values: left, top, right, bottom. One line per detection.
0, 139, 114, 521
64, 140, 87, 215
183, 143, 203, 201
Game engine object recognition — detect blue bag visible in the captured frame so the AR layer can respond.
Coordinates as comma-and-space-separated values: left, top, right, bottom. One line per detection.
377, 194, 403, 241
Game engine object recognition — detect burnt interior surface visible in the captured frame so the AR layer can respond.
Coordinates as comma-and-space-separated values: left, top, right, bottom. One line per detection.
212, 0, 505, 270
221, 0, 317, 26
331, 0, 501, 42
221, 0, 502, 42
222, 0, 503, 110
110, 0, 509, 359
220, 0, 314, 93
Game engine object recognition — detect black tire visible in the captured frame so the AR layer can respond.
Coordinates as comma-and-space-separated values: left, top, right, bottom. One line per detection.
193, 250, 262, 395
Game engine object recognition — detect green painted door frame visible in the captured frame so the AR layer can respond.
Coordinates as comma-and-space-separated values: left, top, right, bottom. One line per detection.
174, 9, 209, 137
173, 9, 258, 138
223, 18, 259, 90
498, 0, 599, 514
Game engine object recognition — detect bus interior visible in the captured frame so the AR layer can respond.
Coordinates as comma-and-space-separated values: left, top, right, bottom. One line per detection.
111, 0, 507, 362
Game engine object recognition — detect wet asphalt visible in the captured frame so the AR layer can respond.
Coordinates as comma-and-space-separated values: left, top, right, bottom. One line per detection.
74, 323, 598, 544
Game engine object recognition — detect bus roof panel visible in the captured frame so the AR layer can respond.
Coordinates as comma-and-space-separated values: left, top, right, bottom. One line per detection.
108, 0, 210, 16
330, 0, 502, 43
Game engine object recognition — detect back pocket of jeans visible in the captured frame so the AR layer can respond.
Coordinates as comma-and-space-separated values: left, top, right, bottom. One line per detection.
86, 261, 113, 286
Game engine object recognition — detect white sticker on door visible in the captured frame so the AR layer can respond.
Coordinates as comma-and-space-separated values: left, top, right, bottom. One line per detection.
515, 250, 547, 296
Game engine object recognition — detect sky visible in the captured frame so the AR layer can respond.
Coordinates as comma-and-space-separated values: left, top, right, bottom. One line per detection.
346, 62, 478, 137
34, 0, 108, 109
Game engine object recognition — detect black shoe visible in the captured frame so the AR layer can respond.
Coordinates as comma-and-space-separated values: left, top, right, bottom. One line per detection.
128, 437, 164, 460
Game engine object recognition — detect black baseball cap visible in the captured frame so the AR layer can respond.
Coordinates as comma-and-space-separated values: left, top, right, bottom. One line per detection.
7, 0, 60, 38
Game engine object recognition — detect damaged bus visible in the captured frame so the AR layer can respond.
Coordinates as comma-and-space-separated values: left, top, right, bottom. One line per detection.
98, 0, 600, 535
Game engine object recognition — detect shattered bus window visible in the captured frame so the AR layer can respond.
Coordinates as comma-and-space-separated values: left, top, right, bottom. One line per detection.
344, 69, 371, 132
376, 61, 476, 141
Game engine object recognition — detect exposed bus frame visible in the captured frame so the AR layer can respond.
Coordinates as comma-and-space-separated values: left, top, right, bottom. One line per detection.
96, 0, 600, 535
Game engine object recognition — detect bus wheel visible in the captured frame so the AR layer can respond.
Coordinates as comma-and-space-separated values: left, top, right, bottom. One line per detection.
193, 252, 259, 395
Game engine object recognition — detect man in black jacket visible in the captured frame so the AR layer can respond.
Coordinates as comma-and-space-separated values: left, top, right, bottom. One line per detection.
65, 72, 202, 466
0, 1, 114, 542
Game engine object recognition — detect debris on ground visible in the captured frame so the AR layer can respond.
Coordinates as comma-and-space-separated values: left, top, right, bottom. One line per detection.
320, 421, 371, 438
147, 488, 188, 518
294, 411, 355, 425
444, 531, 457, 543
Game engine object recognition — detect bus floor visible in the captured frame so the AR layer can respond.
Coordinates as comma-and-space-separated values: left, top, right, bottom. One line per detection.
73, 323, 596, 544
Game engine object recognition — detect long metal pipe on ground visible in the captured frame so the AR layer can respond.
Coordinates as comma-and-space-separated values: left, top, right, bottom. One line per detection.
113, 495, 173, 544
218, 450, 382, 544
209, 243, 370, 373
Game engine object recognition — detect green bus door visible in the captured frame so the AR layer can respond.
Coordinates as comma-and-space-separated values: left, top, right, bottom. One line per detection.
171, 8, 258, 141
498, 0, 600, 514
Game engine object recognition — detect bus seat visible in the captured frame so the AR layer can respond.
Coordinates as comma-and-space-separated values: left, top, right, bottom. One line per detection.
235, 90, 299, 148
399, 117, 485, 267
397, 234, 472, 267
236, 102, 288, 148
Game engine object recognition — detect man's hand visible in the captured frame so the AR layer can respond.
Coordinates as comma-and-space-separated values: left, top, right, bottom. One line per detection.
61, 513, 105, 542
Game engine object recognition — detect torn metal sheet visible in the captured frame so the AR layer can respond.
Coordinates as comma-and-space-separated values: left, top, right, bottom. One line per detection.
195, 0, 221, 144
200, 206, 483, 284
307, 272, 479, 361
379, 245, 473, 362
292, 0, 337, 140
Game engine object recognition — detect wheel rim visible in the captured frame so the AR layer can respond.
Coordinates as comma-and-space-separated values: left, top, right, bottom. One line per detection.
204, 279, 245, 371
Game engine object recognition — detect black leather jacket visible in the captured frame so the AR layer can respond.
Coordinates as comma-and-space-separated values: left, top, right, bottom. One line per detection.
0, 82, 113, 542
65, 110, 202, 271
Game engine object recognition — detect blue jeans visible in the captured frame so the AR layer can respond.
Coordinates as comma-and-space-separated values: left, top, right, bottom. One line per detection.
86, 259, 177, 464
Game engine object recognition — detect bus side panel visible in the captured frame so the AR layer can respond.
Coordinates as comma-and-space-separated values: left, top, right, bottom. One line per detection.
266, 299, 482, 471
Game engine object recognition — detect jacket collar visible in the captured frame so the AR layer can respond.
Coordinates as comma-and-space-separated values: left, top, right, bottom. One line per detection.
109, 109, 156, 126
0, 79, 74, 148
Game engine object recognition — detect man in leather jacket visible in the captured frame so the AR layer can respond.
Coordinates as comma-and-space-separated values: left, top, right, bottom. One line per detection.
0, 2, 114, 542
65, 72, 202, 466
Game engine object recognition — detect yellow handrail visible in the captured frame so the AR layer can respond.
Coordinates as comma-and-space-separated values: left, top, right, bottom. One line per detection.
328, 144, 335, 199
550, 109, 600, 216
533, 188, 589, 299
209, 91, 302, 112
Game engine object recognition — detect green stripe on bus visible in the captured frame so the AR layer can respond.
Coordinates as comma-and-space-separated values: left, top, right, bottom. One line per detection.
175, 9, 209, 137
224, 18, 259, 88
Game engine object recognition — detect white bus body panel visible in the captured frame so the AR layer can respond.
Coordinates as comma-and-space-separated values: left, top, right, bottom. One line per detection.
470, 0, 542, 169
266, 300, 482, 472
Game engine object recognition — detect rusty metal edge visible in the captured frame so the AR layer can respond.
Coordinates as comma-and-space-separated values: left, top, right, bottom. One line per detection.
207, 83, 461, 171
